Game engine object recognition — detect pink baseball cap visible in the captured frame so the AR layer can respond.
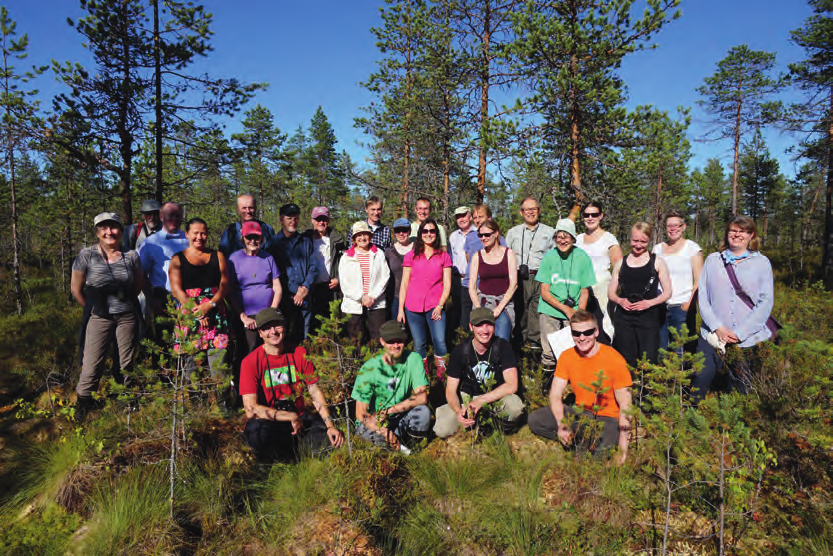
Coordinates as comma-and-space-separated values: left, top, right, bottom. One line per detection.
312, 206, 330, 219
241, 221, 262, 236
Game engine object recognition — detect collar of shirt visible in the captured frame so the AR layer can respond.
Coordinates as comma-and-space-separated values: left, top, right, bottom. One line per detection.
722, 250, 754, 264
366, 220, 382, 231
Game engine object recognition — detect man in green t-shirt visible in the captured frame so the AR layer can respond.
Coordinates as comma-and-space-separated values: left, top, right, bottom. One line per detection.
352, 320, 431, 450
536, 218, 596, 390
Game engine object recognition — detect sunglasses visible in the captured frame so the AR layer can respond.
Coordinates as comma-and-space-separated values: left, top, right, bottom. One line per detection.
478, 231, 495, 239
571, 328, 596, 337
314, 216, 330, 222
582, 212, 601, 218
244, 235, 262, 241
394, 228, 410, 234
421, 229, 437, 235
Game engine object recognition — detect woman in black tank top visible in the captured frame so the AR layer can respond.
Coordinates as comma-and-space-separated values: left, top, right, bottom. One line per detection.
608, 222, 672, 368
169, 218, 231, 378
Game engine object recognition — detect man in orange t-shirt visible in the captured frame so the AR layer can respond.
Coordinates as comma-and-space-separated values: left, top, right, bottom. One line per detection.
528, 310, 633, 462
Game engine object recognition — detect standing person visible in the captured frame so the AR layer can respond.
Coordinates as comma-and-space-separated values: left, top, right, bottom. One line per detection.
138, 202, 189, 333
608, 222, 672, 369
123, 199, 162, 251
462, 204, 505, 330
71, 212, 143, 411
434, 308, 525, 439
168, 218, 231, 380
575, 201, 622, 339
505, 197, 555, 350
228, 221, 282, 354
352, 321, 431, 451
528, 311, 633, 462
339, 222, 391, 342
268, 203, 319, 345
652, 211, 703, 351
362, 195, 392, 250
218, 194, 277, 257
240, 308, 343, 462
448, 206, 476, 338
690, 216, 776, 402
385, 218, 414, 320
410, 196, 448, 248
398, 218, 453, 377
536, 219, 596, 389
468, 219, 518, 341
304, 206, 346, 334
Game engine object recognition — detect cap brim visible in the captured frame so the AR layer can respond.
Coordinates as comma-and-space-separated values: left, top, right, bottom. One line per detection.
258, 319, 284, 329
471, 318, 496, 326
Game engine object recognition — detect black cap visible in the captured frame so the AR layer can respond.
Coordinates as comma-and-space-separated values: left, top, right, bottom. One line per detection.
254, 307, 285, 329
279, 203, 301, 216
470, 307, 496, 326
379, 320, 408, 343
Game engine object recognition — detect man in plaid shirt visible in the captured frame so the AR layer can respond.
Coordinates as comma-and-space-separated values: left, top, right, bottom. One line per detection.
361, 195, 392, 250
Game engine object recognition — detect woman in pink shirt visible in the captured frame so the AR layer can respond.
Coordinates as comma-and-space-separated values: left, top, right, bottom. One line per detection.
398, 218, 452, 377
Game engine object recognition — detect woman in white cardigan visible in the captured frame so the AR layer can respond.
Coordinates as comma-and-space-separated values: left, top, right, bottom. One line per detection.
339, 221, 391, 342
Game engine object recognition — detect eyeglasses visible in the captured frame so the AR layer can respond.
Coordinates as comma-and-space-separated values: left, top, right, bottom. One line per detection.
728, 229, 751, 236
244, 235, 262, 241
582, 212, 601, 218
521, 207, 539, 213
314, 216, 330, 222
666, 224, 683, 230
421, 229, 437, 235
478, 231, 495, 239
571, 328, 596, 337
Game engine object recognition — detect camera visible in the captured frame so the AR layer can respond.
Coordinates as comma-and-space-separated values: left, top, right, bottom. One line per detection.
518, 264, 530, 280
627, 294, 644, 304
563, 296, 577, 309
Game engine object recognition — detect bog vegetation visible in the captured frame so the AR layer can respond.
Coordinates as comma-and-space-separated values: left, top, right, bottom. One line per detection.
0, 0, 832, 554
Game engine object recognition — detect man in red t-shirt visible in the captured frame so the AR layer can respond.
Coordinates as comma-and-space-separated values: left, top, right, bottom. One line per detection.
528, 310, 633, 462
240, 307, 343, 461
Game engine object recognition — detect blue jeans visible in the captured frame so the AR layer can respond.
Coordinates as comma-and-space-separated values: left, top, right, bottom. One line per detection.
405, 308, 448, 357
355, 404, 432, 446
660, 305, 688, 352
495, 310, 512, 341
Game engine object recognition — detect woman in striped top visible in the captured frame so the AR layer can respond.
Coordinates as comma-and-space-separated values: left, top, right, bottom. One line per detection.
339, 221, 390, 342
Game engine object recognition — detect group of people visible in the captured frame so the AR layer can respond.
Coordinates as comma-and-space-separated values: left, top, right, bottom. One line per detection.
71, 192, 776, 462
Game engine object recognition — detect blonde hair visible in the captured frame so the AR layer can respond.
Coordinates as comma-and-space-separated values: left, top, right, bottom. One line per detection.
632, 221, 653, 239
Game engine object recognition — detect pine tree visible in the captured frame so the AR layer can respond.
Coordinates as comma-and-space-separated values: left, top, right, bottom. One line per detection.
787, 0, 833, 282
510, 0, 680, 209
0, 7, 45, 315
696, 45, 783, 217
691, 158, 729, 247
738, 130, 785, 243
306, 107, 346, 207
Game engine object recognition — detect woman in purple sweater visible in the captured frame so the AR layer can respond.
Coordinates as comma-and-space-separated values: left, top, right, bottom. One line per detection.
228, 221, 283, 353
690, 216, 775, 402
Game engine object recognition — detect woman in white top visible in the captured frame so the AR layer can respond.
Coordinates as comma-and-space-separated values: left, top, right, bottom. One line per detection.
339, 221, 391, 343
575, 201, 622, 338
652, 211, 703, 352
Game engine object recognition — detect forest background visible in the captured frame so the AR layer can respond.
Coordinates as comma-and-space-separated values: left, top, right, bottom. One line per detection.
0, 1, 831, 555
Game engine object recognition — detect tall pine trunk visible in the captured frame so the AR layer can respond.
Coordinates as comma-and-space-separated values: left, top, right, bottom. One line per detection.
153, 0, 164, 202
823, 86, 833, 286
476, 1, 491, 204
3, 43, 22, 315
731, 81, 743, 216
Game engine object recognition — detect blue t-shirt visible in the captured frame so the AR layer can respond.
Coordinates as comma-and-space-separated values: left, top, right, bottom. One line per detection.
138, 229, 190, 291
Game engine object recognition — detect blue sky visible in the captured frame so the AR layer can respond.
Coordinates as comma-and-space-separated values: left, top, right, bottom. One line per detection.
7, 0, 814, 178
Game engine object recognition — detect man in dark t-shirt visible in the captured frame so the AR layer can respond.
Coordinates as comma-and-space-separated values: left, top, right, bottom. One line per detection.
433, 307, 525, 438
239, 307, 343, 461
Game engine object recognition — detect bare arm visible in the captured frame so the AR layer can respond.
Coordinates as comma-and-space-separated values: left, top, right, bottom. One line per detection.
71, 270, 86, 307
382, 385, 428, 417
271, 277, 283, 308
613, 387, 633, 463
609, 244, 624, 268
468, 253, 481, 307
474, 368, 518, 406
308, 382, 344, 447
649, 258, 672, 307
398, 266, 412, 323
168, 255, 188, 305
685, 251, 704, 310
541, 283, 575, 318
577, 287, 589, 311
608, 260, 623, 306
242, 393, 302, 434
549, 376, 571, 444
215, 252, 230, 304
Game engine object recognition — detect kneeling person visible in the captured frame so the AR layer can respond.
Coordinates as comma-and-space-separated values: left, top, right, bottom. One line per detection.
434, 308, 525, 438
353, 321, 431, 450
240, 308, 343, 462
528, 310, 632, 461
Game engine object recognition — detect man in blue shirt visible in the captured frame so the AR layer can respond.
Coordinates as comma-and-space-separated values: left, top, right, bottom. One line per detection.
218, 194, 277, 257
138, 202, 189, 337
267, 203, 319, 344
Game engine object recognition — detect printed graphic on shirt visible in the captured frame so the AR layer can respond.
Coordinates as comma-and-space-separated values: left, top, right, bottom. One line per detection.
264, 365, 298, 389
386, 377, 400, 392
549, 273, 581, 287
471, 360, 493, 383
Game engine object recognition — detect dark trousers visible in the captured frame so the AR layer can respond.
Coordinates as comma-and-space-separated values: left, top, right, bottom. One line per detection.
514, 274, 542, 346
310, 282, 336, 335
347, 308, 387, 342
282, 295, 311, 345
528, 405, 620, 457
459, 288, 473, 331
243, 412, 333, 462
611, 308, 661, 368
690, 337, 763, 404
448, 270, 463, 342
